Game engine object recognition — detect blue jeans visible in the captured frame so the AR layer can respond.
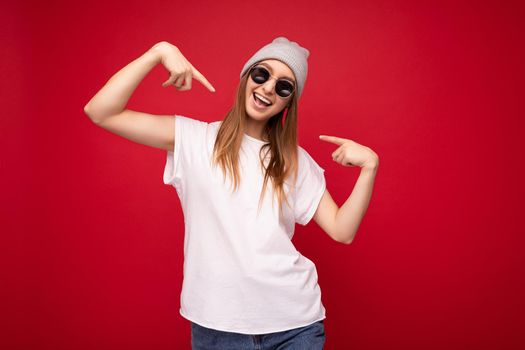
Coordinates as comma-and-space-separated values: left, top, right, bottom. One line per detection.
191, 320, 326, 350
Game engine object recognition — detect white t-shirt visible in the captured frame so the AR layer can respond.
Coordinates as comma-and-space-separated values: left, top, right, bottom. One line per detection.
163, 115, 327, 334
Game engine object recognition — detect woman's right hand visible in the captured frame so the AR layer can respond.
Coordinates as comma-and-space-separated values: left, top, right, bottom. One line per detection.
150, 41, 216, 92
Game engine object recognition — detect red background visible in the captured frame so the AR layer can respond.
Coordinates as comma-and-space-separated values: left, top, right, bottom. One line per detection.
2, 0, 524, 349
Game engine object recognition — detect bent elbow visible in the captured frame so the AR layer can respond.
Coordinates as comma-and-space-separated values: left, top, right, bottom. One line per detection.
342, 238, 354, 245
83, 106, 103, 125
83, 105, 95, 121
337, 237, 352, 245
337, 231, 355, 245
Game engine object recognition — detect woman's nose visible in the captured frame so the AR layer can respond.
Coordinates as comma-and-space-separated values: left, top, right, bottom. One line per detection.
262, 79, 276, 95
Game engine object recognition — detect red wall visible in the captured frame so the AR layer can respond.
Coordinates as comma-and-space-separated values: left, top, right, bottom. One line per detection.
2, 0, 524, 349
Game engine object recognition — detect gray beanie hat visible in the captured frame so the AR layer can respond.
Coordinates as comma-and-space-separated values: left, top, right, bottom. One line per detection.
240, 36, 310, 99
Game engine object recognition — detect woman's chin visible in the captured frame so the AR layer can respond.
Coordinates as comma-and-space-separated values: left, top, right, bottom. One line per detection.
246, 112, 267, 122
246, 105, 271, 119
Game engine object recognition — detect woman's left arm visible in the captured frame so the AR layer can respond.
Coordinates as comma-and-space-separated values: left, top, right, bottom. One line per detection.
314, 135, 379, 245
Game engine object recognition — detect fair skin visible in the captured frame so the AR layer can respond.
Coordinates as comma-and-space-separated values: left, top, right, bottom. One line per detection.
313, 138, 379, 245
83, 42, 213, 151
244, 61, 380, 245
83, 41, 378, 246
244, 59, 295, 141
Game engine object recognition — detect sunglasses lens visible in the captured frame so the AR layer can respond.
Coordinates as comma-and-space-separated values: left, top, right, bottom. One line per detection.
250, 67, 269, 84
276, 80, 294, 98
250, 66, 295, 98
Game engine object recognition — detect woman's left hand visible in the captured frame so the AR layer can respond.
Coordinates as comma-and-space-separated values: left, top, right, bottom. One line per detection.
319, 135, 379, 169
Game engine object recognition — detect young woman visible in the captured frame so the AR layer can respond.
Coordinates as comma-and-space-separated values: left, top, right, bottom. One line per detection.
84, 36, 379, 350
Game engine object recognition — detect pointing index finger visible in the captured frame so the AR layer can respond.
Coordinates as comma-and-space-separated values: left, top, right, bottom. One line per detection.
319, 135, 346, 145
191, 64, 216, 92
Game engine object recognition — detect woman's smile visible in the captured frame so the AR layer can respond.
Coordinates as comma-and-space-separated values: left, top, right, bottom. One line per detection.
245, 59, 295, 118
252, 92, 272, 110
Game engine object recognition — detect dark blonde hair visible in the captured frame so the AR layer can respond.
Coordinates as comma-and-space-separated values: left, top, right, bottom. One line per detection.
212, 66, 300, 218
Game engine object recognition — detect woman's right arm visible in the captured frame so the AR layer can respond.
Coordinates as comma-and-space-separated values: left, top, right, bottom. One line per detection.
83, 41, 215, 151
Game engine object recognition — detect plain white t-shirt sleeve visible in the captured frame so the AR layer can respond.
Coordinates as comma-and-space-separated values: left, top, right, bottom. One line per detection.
293, 146, 327, 226
163, 114, 208, 189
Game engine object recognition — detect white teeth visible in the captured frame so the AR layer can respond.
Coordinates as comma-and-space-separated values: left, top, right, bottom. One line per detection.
255, 93, 271, 105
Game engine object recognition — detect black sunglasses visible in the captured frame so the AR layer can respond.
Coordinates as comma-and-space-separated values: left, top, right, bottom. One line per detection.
249, 66, 295, 98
